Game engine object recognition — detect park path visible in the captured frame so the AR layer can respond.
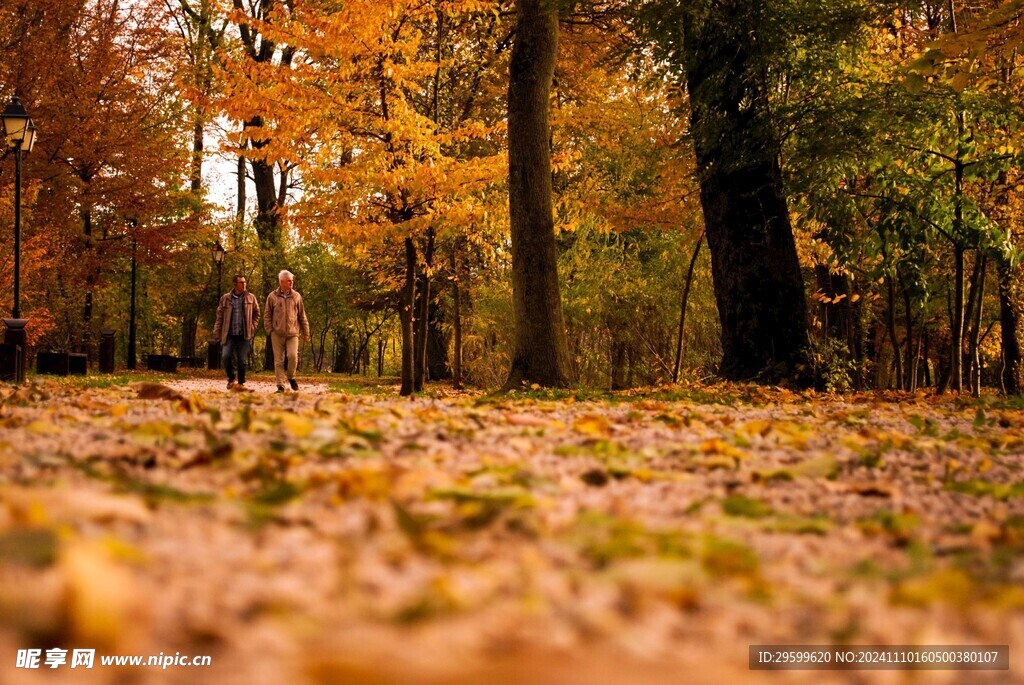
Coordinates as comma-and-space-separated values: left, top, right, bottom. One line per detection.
164, 377, 331, 396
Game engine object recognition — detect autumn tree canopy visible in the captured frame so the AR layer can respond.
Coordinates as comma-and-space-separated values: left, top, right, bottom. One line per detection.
0, 0, 1021, 395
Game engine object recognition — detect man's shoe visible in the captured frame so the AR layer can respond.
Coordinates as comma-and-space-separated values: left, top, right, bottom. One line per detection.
289, 378, 299, 391
227, 380, 236, 390
276, 385, 285, 394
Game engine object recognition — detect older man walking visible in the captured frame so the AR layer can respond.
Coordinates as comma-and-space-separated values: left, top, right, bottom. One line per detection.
265, 270, 311, 393
212, 274, 260, 389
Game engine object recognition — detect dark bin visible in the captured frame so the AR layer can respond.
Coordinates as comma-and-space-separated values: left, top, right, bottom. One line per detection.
146, 354, 179, 373
99, 330, 116, 373
208, 342, 221, 370
37, 352, 70, 376
68, 353, 88, 375
0, 343, 23, 383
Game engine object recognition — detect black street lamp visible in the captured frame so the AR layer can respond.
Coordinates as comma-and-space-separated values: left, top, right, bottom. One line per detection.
1, 96, 36, 383
207, 241, 227, 370
213, 241, 226, 297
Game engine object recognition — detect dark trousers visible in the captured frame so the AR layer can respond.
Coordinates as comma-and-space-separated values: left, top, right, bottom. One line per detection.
222, 335, 251, 384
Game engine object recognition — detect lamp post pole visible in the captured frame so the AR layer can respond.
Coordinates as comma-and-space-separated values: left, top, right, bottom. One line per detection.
12, 141, 21, 319
208, 242, 226, 370
128, 238, 138, 370
2, 96, 36, 383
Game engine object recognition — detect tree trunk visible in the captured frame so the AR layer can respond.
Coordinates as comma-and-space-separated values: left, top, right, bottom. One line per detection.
426, 300, 450, 380
180, 316, 198, 361
378, 337, 386, 377
967, 254, 987, 397
610, 339, 628, 390
333, 332, 351, 373
886, 275, 903, 390
504, 0, 573, 390
923, 329, 932, 387
899, 272, 915, 391
951, 242, 965, 392
680, 2, 810, 384
997, 257, 1021, 395
451, 241, 464, 389
414, 227, 435, 391
127, 239, 138, 370
191, 118, 204, 194
400, 238, 417, 396
673, 231, 704, 382
235, 147, 247, 246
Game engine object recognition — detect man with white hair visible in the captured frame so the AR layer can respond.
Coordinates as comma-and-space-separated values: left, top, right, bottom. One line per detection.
265, 269, 311, 392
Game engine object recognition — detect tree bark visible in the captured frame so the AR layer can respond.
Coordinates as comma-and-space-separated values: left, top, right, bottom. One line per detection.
997, 257, 1021, 395
680, 2, 810, 385
451, 240, 464, 389
127, 239, 138, 370
400, 238, 417, 396
950, 242, 965, 392
235, 147, 247, 246
886, 275, 903, 390
414, 227, 435, 391
504, 0, 573, 389
965, 253, 987, 397
426, 300, 450, 380
673, 231, 704, 382
191, 118, 204, 194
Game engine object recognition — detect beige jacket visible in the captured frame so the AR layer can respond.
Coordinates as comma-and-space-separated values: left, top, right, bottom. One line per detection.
265, 289, 310, 338
212, 291, 260, 344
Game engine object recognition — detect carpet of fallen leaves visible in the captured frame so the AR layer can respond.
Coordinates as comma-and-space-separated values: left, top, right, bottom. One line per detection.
1, 374, 1023, 684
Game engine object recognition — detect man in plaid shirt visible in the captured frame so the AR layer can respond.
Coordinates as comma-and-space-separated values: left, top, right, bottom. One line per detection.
212, 275, 261, 389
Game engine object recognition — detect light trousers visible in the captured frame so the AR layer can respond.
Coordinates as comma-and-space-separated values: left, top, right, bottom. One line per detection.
270, 333, 299, 386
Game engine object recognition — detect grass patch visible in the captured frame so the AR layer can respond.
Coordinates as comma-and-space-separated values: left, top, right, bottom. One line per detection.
721, 495, 773, 519
328, 376, 399, 395
945, 479, 1024, 501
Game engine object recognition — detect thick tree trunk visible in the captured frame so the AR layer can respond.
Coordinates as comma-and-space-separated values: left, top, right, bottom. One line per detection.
680, 2, 810, 384
400, 238, 417, 396
504, 0, 573, 389
997, 257, 1021, 395
251, 145, 283, 372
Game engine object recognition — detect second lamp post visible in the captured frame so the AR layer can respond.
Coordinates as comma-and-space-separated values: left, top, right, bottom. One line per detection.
1, 96, 37, 383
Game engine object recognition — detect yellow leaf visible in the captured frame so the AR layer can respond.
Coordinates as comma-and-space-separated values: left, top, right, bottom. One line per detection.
574, 415, 612, 438
62, 542, 144, 649
699, 439, 745, 460
278, 413, 315, 439
26, 420, 60, 436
